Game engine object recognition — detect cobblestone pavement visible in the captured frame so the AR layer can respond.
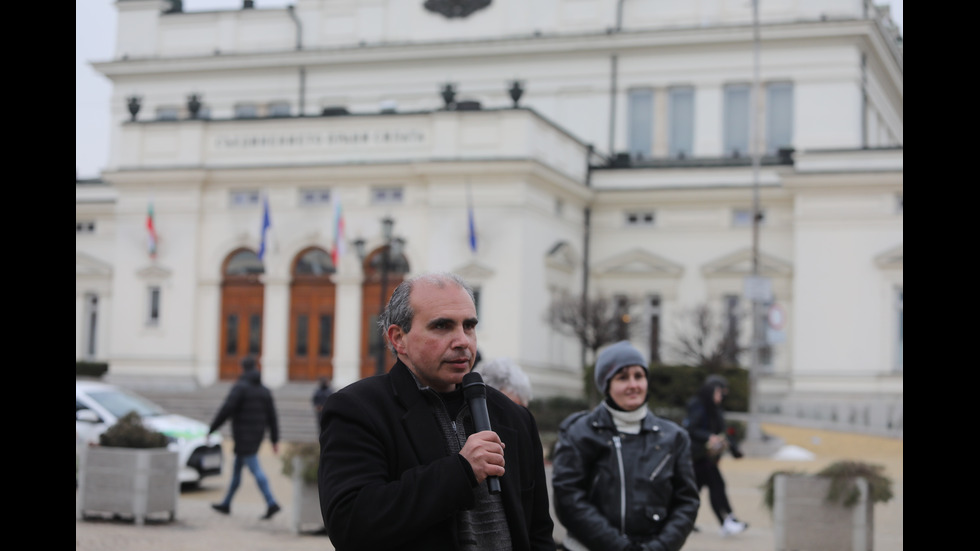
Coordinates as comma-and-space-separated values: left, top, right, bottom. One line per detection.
76, 423, 902, 550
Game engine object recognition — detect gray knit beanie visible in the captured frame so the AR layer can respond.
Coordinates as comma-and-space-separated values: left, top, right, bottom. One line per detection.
594, 340, 648, 394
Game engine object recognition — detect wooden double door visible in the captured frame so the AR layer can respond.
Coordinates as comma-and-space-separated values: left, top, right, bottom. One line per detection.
288, 280, 336, 381
219, 281, 264, 380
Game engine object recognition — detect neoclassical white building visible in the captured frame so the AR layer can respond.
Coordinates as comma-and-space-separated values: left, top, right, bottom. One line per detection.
76, 0, 902, 433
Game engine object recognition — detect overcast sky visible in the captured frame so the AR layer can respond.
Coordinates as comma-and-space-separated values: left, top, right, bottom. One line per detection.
75, 0, 903, 180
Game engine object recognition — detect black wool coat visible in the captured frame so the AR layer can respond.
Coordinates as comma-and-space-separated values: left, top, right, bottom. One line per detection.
318, 360, 556, 551
209, 370, 279, 455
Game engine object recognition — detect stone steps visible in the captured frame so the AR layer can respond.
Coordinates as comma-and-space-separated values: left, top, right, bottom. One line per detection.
135, 382, 321, 445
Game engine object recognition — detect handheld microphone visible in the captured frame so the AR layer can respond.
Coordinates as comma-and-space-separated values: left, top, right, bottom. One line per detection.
461, 371, 502, 495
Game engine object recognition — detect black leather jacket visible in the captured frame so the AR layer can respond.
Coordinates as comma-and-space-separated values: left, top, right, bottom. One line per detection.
551, 405, 699, 551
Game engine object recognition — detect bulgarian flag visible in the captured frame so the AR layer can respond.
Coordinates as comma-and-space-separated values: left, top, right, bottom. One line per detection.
331, 196, 345, 267
146, 200, 158, 259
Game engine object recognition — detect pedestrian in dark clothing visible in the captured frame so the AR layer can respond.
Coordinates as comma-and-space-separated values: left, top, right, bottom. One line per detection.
208, 354, 282, 520
312, 375, 334, 431
683, 374, 747, 536
317, 272, 555, 551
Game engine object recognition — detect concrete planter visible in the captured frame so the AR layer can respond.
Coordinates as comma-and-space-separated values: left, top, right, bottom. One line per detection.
773, 474, 873, 551
291, 456, 325, 534
76, 446, 179, 525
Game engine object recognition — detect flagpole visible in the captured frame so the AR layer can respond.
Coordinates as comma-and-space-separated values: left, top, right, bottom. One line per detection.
466, 179, 477, 254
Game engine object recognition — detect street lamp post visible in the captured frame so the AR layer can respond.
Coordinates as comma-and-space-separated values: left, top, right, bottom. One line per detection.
354, 217, 405, 376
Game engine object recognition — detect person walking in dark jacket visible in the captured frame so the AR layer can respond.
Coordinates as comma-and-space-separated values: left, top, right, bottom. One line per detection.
317, 272, 555, 551
208, 354, 281, 520
683, 374, 747, 536
552, 340, 699, 551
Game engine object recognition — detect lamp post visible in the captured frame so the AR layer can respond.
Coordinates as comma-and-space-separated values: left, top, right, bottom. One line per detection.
744, 0, 767, 452
354, 217, 405, 376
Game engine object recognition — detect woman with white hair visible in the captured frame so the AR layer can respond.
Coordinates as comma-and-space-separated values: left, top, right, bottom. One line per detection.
475, 356, 532, 407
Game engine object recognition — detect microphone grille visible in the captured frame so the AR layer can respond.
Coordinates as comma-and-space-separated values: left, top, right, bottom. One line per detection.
462, 371, 486, 399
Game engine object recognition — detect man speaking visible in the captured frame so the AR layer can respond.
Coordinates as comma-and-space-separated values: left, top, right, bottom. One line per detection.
317, 272, 555, 551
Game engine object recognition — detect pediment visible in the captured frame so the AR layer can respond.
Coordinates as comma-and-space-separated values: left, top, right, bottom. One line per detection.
874, 244, 903, 269
76, 252, 112, 277
546, 241, 579, 273
137, 264, 173, 279
593, 248, 683, 277
701, 248, 793, 277
454, 260, 495, 282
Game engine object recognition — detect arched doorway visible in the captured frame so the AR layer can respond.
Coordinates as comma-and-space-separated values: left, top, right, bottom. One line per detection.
360, 246, 410, 379
219, 249, 264, 380
288, 247, 337, 381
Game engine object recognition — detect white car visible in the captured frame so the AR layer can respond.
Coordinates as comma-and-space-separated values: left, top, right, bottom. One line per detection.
76, 380, 223, 486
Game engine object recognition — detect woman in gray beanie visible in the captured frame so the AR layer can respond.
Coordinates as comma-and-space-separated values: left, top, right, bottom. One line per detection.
551, 341, 699, 551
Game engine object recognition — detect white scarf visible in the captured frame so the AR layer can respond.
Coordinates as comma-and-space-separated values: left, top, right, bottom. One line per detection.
603, 401, 648, 434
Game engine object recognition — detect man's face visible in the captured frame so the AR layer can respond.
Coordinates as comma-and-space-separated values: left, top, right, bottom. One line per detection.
388, 280, 478, 393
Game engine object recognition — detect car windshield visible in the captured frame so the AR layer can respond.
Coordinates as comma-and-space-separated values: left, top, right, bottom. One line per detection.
86, 388, 167, 418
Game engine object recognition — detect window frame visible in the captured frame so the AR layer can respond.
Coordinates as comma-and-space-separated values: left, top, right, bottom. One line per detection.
723, 83, 751, 157
765, 81, 794, 155
668, 86, 695, 159
146, 285, 162, 327
627, 88, 654, 160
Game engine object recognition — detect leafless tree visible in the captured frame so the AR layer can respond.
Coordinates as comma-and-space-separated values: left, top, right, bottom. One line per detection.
665, 303, 743, 370
545, 292, 635, 362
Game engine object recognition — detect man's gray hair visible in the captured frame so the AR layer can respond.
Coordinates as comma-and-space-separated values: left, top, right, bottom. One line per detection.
475, 357, 533, 406
379, 272, 476, 355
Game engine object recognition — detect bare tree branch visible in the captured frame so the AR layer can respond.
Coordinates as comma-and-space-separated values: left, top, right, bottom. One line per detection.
544, 292, 634, 358
665, 303, 744, 370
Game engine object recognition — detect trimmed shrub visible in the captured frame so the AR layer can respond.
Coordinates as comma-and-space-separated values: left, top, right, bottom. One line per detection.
98, 411, 169, 448
76, 361, 109, 378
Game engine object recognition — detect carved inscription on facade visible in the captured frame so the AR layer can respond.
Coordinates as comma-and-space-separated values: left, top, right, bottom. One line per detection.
213, 129, 427, 149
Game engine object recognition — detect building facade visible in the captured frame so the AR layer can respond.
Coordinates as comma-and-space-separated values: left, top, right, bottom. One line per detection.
76, 0, 902, 434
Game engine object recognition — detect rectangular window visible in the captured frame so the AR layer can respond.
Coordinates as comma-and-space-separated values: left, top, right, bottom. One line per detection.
625, 212, 655, 226
299, 189, 332, 206
370, 186, 404, 205
723, 84, 751, 157
647, 295, 661, 363
766, 82, 794, 154
230, 190, 261, 207
155, 106, 179, 121
627, 89, 653, 160
319, 314, 333, 357
248, 314, 262, 355
234, 103, 258, 119
76, 221, 96, 234
668, 87, 694, 159
146, 286, 161, 326
295, 315, 309, 356
268, 101, 291, 117
225, 314, 239, 355
733, 208, 765, 227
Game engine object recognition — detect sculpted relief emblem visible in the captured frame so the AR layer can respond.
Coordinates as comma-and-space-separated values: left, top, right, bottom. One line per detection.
424, 0, 492, 19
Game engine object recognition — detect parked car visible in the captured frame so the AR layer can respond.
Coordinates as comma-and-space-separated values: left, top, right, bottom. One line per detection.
76, 380, 223, 486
